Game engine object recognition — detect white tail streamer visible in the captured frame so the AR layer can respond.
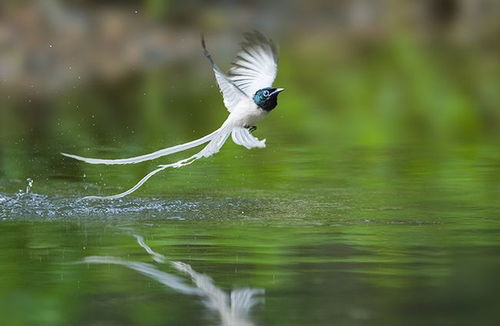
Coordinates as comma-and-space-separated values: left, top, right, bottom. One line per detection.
81, 157, 196, 200
68, 123, 262, 200
61, 128, 221, 165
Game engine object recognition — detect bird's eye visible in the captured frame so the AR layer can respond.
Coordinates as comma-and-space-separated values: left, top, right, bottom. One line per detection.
263, 90, 270, 97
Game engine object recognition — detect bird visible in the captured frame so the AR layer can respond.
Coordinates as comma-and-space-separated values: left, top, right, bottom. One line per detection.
61, 31, 284, 200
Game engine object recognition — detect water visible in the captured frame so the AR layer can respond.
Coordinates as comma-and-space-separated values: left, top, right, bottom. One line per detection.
1, 140, 500, 325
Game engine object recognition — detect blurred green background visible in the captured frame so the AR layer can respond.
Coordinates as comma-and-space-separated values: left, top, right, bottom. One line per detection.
1, 0, 500, 192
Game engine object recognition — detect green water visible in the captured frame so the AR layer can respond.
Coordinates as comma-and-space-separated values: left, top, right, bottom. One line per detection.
1, 139, 500, 325
2, 35, 500, 325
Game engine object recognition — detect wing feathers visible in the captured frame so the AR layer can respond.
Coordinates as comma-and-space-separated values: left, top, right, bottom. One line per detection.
231, 127, 266, 149
201, 34, 248, 112
202, 32, 278, 111
228, 31, 278, 97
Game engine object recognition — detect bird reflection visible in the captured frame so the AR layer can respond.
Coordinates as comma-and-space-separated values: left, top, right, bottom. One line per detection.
83, 234, 264, 326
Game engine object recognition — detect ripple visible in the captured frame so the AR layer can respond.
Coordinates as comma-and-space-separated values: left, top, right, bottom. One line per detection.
0, 192, 201, 220
0, 191, 280, 221
0, 190, 323, 223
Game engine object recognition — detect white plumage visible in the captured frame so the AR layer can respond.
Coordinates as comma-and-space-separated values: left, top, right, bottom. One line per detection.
228, 32, 278, 98
62, 31, 280, 199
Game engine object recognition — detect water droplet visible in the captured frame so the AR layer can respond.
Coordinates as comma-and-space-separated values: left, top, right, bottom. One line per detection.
26, 178, 33, 194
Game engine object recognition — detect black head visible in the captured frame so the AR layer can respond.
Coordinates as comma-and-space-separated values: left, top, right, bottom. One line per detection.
253, 87, 284, 111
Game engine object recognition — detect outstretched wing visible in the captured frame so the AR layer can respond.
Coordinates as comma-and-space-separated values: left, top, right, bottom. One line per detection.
231, 127, 266, 149
228, 31, 278, 97
202, 35, 248, 112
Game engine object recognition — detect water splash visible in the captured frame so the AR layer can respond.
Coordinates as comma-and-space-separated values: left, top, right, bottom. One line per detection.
0, 189, 279, 220
0, 192, 199, 220
25, 178, 33, 194
83, 234, 264, 326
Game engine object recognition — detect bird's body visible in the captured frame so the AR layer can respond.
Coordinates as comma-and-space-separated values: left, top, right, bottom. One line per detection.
230, 103, 268, 128
62, 31, 283, 199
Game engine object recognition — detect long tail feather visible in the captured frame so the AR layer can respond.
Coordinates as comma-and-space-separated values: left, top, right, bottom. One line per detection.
82, 156, 198, 200
61, 128, 221, 165
197, 125, 233, 158
82, 126, 234, 200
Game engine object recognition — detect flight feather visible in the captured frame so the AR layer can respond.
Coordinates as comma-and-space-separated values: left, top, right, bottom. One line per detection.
227, 31, 278, 98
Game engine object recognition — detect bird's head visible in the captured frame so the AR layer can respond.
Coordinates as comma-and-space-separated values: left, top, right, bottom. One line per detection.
253, 87, 284, 111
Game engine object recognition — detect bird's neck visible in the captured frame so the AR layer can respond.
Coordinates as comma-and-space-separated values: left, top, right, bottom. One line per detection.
254, 98, 277, 112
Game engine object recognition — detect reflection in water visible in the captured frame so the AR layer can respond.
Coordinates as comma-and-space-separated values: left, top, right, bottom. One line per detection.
83, 234, 264, 326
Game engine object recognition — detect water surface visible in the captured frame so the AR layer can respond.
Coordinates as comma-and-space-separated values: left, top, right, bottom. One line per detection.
1, 141, 500, 325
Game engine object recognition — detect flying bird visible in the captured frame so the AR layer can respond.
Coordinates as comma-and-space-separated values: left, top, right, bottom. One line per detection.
62, 31, 284, 199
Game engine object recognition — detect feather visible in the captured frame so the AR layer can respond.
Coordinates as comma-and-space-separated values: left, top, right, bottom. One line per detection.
201, 34, 248, 112
80, 125, 234, 200
227, 31, 278, 97
231, 127, 266, 149
61, 129, 220, 165
202, 32, 279, 111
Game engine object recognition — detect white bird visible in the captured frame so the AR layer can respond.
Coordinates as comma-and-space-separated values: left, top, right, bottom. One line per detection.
62, 31, 284, 199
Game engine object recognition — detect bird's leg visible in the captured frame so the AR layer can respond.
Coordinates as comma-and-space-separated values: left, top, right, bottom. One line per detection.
244, 125, 257, 133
